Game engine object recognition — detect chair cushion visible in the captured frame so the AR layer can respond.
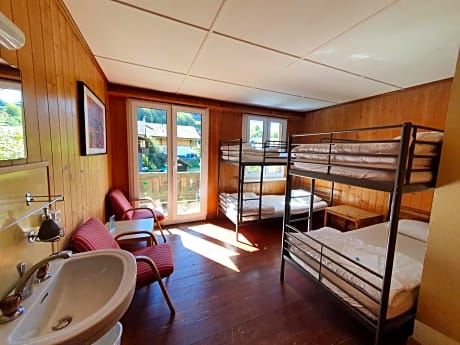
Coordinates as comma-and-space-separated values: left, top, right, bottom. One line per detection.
108, 189, 133, 220
134, 243, 174, 288
71, 217, 120, 252
131, 208, 165, 222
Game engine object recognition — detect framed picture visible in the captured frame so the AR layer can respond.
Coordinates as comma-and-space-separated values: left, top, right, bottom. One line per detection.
77, 81, 107, 155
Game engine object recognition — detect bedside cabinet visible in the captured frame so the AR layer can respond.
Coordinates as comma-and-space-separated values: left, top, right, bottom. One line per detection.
324, 205, 383, 231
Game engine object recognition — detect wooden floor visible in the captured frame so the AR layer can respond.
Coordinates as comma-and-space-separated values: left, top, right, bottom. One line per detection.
120, 218, 411, 345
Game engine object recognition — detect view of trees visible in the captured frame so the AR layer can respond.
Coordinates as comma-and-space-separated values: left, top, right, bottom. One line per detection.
0, 94, 25, 160
137, 108, 201, 134
0, 99, 22, 126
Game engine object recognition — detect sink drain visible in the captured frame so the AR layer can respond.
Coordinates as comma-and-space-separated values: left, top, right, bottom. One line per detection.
52, 316, 72, 331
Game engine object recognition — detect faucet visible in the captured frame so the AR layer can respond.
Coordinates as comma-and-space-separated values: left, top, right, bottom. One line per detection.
13, 251, 72, 298
0, 252, 71, 322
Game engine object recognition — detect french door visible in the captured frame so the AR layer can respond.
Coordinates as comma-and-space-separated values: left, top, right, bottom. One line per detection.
128, 100, 208, 224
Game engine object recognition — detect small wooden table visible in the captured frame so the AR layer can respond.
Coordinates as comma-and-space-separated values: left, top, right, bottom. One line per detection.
105, 218, 156, 246
324, 205, 383, 231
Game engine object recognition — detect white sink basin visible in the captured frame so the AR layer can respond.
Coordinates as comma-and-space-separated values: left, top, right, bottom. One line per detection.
0, 249, 137, 345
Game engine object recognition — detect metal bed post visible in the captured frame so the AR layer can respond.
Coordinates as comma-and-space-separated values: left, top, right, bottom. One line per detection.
281, 134, 293, 282
374, 122, 412, 345
236, 139, 244, 241
308, 178, 315, 232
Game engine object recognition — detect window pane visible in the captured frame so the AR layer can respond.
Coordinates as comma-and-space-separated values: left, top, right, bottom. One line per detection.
269, 121, 282, 141
249, 119, 264, 146
176, 111, 202, 215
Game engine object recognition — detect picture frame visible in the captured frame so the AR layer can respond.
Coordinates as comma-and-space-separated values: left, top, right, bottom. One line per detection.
77, 81, 107, 155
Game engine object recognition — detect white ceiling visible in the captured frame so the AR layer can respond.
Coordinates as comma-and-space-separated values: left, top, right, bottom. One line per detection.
63, 0, 460, 112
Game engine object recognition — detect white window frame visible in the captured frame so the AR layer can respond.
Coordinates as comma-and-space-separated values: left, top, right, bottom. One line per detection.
242, 114, 287, 181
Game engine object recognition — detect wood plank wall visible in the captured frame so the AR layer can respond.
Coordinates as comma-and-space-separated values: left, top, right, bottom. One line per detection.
0, 0, 108, 247
302, 79, 452, 217
107, 84, 305, 219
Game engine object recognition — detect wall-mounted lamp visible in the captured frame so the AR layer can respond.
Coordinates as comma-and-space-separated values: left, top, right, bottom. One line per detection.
0, 11, 25, 50
27, 208, 64, 243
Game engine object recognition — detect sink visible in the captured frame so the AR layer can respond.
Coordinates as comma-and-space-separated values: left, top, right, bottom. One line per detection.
0, 249, 137, 345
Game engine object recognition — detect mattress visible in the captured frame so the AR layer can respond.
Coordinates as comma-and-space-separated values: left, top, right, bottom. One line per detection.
292, 162, 433, 183
219, 191, 327, 223
290, 139, 440, 184
285, 220, 427, 320
221, 143, 288, 163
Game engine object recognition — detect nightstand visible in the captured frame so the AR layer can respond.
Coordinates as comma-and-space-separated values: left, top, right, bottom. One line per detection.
324, 205, 383, 231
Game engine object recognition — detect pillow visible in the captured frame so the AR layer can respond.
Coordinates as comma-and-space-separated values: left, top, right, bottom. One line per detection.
290, 189, 322, 202
397, 219, 430, 242
229, 192, 258, 199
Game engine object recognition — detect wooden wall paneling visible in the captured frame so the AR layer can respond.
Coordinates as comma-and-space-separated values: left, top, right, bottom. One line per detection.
303, 80, 451, 216
107, 96, 129, 192
11, 1, 38, 165
0, 1, 17, 168
64, 12, 79, 227
29, 0, 52, 173
38, 0, 57, 194
48, 0, 66, 224
59, 8, 76, 229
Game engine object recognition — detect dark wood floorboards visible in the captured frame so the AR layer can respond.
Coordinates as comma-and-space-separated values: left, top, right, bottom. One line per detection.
120, 218, 411, 345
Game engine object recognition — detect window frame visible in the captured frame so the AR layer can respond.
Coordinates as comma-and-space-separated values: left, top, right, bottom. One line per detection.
242, 114, 287, 181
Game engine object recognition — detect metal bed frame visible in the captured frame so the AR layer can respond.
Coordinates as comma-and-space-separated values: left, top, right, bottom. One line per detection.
217, 138, 289, 239
280, 122, 443, 345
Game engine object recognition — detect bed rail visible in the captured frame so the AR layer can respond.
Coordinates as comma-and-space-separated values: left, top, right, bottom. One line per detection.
288, 122, 443, 193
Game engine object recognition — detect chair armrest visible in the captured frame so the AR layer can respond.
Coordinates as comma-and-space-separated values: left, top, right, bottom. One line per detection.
134, 255, 163, 281
121, 207, 166, 242
115, 231, 157, 246
122, 206, 156, 219
131, 196, 154, 203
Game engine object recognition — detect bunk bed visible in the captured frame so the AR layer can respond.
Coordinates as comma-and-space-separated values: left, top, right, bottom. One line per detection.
280, 122, 443, 345
218, 139, 328, 239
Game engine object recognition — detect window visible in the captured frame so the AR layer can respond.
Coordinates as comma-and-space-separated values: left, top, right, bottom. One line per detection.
243, 114, 287, 180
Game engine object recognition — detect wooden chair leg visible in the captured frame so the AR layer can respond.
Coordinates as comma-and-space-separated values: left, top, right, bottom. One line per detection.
136, 255, 175, 315
153, 214, 167, 243
156, 278, 175, 315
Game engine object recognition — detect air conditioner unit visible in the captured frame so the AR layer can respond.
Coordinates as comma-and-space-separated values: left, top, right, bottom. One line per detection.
0, 11, 25, 50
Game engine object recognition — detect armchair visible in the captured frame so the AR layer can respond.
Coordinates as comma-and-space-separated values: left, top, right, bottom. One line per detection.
70, 217, 175, 314
108, 188, 166, 242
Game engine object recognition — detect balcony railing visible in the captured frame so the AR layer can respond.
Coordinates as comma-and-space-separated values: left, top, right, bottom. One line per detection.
139, 171, 201, 215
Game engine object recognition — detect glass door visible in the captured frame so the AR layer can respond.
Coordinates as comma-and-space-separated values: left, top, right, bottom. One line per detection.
128, 100, 208, 224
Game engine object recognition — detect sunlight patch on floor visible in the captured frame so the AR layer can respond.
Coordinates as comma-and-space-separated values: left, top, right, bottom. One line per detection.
188, 223, 260, 253
169, 228, 241, 272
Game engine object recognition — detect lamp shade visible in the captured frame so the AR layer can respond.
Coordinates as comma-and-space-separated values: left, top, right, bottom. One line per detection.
37, 218, 61, 241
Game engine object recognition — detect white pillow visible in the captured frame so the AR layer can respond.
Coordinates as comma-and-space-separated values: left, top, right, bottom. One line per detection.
290, 189, 322, 202
230, 192, 258, 199
397, 219, 430, 242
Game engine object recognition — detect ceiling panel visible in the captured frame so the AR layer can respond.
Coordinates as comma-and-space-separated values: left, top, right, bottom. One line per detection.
190, 34, 296, 86
64, 0, 460, 112
256, 60, 399, 103
97, 57, 185, 93
64, 0, 206, 73
306, 0, 460, 87
180, 76, 334, 111
247, 89, 335, 111
214, 0, 396, 57
179, 76, 255, 104
120, 0, 224, 28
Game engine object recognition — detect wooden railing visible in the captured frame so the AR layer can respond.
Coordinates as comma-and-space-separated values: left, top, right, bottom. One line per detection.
139, 171, 201, 211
